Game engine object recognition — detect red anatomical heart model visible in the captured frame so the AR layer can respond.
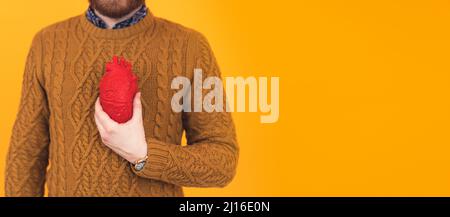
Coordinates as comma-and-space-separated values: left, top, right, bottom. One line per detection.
99, 56, 138, 123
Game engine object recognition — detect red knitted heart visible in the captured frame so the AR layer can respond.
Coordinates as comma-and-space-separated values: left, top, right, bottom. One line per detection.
99, 56, 138, 123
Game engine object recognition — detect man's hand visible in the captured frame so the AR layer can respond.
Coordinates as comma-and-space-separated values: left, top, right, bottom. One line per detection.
94, 92, 148, 163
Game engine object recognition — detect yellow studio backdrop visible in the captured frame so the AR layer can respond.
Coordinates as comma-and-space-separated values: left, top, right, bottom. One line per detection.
1, 0, 450, 196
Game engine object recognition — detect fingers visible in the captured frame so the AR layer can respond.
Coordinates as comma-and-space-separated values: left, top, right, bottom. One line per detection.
131, 92, 143, 122
94, 97, 118, 129
95, 97, 103, 112
94, 114, 106, 135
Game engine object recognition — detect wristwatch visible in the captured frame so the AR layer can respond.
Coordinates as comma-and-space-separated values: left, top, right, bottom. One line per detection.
132, 155, 148, 172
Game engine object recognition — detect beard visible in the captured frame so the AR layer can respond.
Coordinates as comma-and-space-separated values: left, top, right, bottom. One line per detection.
89, 0, 145, 19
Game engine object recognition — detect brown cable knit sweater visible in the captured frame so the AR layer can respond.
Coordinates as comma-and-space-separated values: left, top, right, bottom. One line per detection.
5, 11, 239, 197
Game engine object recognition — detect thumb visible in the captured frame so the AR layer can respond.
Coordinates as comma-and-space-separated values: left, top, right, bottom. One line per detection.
131, 92, 143, 121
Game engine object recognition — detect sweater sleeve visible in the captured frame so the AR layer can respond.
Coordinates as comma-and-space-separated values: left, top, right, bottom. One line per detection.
132, 32, 239, 188
5, 32, 50, 196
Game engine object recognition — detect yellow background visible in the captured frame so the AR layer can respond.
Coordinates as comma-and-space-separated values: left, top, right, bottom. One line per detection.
1, 0, 450, 196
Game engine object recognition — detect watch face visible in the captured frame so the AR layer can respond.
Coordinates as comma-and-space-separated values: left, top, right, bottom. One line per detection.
135, 162, 145, 171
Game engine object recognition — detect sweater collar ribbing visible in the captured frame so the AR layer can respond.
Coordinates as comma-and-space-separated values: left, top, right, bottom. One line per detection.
79, 8, 156, 39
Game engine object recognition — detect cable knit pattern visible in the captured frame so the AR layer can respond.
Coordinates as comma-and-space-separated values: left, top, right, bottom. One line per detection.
5, 11, 239, 197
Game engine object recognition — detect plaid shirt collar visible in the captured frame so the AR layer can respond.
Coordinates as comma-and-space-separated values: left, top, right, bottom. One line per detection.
86, 5, 148, 29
